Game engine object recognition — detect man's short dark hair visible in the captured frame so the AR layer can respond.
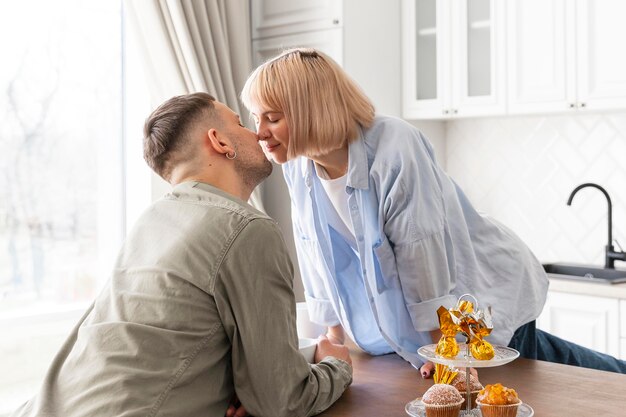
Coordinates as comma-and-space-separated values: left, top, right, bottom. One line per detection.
143, 92, 217, 181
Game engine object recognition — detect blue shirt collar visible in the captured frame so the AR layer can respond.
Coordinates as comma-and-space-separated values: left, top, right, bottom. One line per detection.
347, 126, 369, 190
300, 124, 370, 190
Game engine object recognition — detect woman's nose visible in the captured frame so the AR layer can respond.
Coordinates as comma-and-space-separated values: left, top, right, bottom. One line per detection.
257, 124, 270, 139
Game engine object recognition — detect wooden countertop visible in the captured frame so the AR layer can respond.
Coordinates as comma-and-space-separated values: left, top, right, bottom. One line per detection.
317, 346, 626, 417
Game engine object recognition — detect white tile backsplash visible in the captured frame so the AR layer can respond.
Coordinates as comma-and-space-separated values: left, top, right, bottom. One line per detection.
445, 112, 626, 267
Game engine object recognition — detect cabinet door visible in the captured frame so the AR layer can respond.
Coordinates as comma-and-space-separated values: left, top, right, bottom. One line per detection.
252, 29, 343, 67
402, 0, 505, 119
576, 0, 626, 111
537, 291, 619, 358
622, 300, 626, 360
621, 300, 626, 338
402, 0, 450, 119
451, 0, 506, 117
251, 0, 342, 40
507, 0, 575, 114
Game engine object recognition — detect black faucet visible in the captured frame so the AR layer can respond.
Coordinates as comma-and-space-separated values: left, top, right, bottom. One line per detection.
567, 183, 626, 269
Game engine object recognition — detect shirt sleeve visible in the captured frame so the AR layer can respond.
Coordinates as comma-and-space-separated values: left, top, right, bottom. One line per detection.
291, 206, 341, 327
283, 162, 340, 327
375, 128, 457, 332
214, 217, 352, 417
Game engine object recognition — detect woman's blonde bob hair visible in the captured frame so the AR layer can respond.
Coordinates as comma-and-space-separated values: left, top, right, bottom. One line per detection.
241, 48, 375, 159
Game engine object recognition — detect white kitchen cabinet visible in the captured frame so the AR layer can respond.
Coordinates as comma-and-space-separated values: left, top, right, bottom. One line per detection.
621, 300, 626, 336
251, 0, 343, 68
619, 300, 626, 360
507, 0, 626, 114
402, 0, 505, 119
537, 291, 620, 358
252, 29, 343, 68
251, 0, 342, 40
251, 0, 402, 117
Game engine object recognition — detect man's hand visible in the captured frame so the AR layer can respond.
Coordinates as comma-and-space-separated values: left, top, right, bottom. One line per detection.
325, 324, 345, 345
224, 394, 247, 417
314, 335, 352, 365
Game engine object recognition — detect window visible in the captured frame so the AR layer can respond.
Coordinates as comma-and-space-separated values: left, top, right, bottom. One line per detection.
0, 1, 150, 413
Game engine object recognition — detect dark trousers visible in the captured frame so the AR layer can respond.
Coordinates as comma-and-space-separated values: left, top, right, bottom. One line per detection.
508, 320, 626, 374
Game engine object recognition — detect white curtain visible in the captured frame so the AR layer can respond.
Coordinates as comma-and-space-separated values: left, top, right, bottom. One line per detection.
124, 0, 264, 210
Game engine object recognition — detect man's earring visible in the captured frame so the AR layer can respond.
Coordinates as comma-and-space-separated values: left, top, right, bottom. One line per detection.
226, 151, 237, 160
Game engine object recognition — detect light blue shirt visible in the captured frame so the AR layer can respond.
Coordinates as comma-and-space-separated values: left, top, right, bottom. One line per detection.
283, 116, 549, 367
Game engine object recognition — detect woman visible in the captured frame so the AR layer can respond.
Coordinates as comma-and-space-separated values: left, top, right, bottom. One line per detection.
241, 48, 626, 375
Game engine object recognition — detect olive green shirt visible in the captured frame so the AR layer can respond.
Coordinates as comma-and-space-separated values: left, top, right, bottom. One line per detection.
12, 182, 352, 417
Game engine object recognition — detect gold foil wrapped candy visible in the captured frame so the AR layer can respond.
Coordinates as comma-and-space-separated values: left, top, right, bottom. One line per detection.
435, 295, 495, 360
433, 363, 458, 384
435, 335, 460, 358
435, 306, 460, 358
469, 338, 494, 360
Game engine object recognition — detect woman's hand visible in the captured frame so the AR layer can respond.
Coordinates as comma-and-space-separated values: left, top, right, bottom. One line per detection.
419, 361, 478, 379
419, 361, 435, 378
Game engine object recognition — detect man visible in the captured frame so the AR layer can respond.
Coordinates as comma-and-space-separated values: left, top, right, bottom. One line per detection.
12, 93, 352, 417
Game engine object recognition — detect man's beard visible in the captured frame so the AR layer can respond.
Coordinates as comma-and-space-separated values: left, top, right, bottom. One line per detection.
233, 146, 273, 190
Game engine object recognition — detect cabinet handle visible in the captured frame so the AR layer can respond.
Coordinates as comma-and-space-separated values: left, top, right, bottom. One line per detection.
569, 103, 576, 108
580, 102, 586, 108
332, 18, 340, 25
452, 109, 458, 114
443, 109, 449, 115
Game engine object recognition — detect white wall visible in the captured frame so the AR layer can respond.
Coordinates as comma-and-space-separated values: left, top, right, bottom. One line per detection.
343, 0, 401, 117
445, 112, 626, 267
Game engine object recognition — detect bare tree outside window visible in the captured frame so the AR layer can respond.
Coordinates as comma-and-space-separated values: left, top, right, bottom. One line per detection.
0, 1, 124, 412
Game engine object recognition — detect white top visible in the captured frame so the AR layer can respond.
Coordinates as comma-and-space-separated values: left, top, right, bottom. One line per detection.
314, 163, 356, 245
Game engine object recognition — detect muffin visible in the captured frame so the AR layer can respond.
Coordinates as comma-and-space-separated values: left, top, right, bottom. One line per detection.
450, 373, 483, 409
475, 383, 521, 417
421, 384, 464, 417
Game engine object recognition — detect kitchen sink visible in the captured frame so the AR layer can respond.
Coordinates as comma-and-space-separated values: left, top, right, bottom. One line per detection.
543, 263, 626, 284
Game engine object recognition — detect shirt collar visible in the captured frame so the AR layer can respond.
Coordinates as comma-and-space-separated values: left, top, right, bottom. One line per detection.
301, 124, 370, 190
346, 126, 369, 190
173, 181, 249, 206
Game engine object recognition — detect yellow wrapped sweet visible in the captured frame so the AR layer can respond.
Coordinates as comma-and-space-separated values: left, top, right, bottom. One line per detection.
435, 296, 495, 361
437, 306, 459, 336
469, 338, 494, 360
457, 299, 474, 314
435, 306, 460, 358
433, 363, 458, 384
436, 336, 460, 358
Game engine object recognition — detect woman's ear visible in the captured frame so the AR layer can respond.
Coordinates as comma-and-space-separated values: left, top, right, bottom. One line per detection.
206, 128, 235, 158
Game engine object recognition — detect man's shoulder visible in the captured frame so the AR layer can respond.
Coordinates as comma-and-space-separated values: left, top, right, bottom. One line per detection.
164, 181, 272, 222
134, 182, 279, 251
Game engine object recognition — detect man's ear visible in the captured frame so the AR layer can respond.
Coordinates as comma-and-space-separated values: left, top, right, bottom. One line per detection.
206, 128, 234, 158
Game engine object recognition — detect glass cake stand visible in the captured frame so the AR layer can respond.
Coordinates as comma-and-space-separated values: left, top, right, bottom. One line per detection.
405, 343, 534, 417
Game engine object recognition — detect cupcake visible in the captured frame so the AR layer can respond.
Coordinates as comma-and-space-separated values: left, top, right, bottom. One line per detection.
475, 383, 521, 417
421, 384, 464, 417
450, 373, 483, 409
